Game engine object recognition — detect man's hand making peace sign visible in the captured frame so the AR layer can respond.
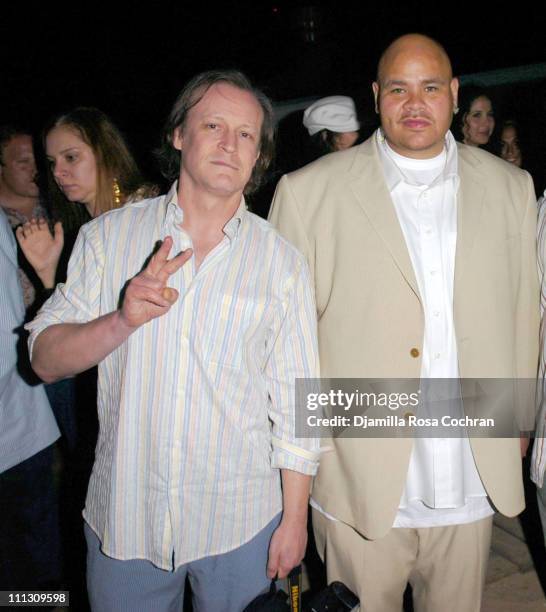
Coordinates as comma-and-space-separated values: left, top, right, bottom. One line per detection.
31, 237, 192, 383
120, 237, 192, 329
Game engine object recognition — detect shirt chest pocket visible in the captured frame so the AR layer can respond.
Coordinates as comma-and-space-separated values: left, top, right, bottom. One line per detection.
199, 293, 267, 370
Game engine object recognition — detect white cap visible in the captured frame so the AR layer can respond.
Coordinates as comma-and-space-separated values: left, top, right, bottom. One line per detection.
303, 95, 360, 136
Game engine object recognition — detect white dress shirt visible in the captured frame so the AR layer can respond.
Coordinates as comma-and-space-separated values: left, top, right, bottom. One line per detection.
377, 130, 493, 527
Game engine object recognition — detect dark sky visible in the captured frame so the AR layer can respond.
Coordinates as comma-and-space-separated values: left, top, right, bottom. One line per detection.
1, 1, 544, 174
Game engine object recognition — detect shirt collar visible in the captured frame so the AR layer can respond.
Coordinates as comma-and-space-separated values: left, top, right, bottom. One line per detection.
1, 203, 47, 228
223, 197, 246, 240
376, 128, 459, 193
163, 181, 247, 241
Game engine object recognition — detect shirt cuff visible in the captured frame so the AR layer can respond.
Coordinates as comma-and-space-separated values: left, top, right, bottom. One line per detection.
25, 320, 51, 361
271, 437, 319, 475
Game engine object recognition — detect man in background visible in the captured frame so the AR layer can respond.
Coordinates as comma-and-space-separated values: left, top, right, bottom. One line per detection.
0, 125, 42, 222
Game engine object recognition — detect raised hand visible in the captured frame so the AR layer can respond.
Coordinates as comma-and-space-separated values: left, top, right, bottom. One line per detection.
16, 218, 64, 288
120, 236, 192, 329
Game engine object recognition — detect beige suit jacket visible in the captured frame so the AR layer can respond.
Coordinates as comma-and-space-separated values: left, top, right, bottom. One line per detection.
269, 133, 539, 539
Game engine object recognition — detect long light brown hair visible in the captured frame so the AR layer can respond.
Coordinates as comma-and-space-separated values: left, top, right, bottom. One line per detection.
45, 107, 146, 217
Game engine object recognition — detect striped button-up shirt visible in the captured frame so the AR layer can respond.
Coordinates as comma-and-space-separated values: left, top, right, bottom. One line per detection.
0, 209, 59, 473
531, 192, 546, 486
28, 183, 320, 569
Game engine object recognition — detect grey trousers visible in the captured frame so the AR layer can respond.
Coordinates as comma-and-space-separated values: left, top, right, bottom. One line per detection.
85, 513, 281, 612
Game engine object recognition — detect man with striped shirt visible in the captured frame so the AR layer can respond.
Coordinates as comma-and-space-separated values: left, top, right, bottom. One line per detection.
531, 190, 546, 542
28, 71, 319, 611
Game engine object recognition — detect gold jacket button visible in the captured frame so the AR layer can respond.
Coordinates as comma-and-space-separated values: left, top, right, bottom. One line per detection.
410, 348, 420, 358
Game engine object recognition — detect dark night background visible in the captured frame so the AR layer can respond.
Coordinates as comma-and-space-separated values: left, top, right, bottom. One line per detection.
2, 1, 546, 194
2, 3, 546, 608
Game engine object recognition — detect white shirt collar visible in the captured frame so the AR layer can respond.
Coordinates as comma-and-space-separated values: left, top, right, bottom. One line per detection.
376, 128, 459, 192
163, 181, 246, 241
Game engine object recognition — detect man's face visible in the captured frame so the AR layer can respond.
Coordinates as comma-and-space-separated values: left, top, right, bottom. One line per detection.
373, 41, 458, 159
501, 125, 522, 168
333, 131, 359, 151
0, 134, 39, 199
173, 83, 263, 198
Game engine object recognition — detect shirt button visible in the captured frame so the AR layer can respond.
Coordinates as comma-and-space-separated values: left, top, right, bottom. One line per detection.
410, 348, 420, 358
434, 353, 441, 359
433, 311, 440, 317
430, 270, 437, 276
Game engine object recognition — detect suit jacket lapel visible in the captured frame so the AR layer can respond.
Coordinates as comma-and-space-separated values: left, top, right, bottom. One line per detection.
348, 137, 421, 300
455, 145, 486, 288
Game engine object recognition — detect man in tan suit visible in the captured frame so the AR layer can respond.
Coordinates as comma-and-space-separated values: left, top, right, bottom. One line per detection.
269, 34, 538, 612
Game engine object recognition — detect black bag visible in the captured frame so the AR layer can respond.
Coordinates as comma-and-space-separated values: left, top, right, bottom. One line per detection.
242, 581, 291, 612
243, 566, 302, 611
306, 581, 359, 611
243, 571, 359, 612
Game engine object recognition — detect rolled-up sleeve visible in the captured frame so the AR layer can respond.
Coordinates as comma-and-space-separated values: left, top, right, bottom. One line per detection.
264, 256, 320, 475
26, 222, 104, 358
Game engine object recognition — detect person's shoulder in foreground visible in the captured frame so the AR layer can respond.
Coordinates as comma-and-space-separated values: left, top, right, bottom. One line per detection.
0, 208, 59, 473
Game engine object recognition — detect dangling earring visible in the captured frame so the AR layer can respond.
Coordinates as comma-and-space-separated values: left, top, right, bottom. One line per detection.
453, 106, 459, 115
113, 178, 122, 207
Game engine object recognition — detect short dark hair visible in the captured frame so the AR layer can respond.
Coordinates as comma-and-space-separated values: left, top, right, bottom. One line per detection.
500, 118, 525, 163
312, 129, 341, 154
0, 125, 32, 165
157, 69, 275, 195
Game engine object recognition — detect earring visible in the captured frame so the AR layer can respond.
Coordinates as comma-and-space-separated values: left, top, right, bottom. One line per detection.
113, 178, 122, 207
453, 106, 459, 115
